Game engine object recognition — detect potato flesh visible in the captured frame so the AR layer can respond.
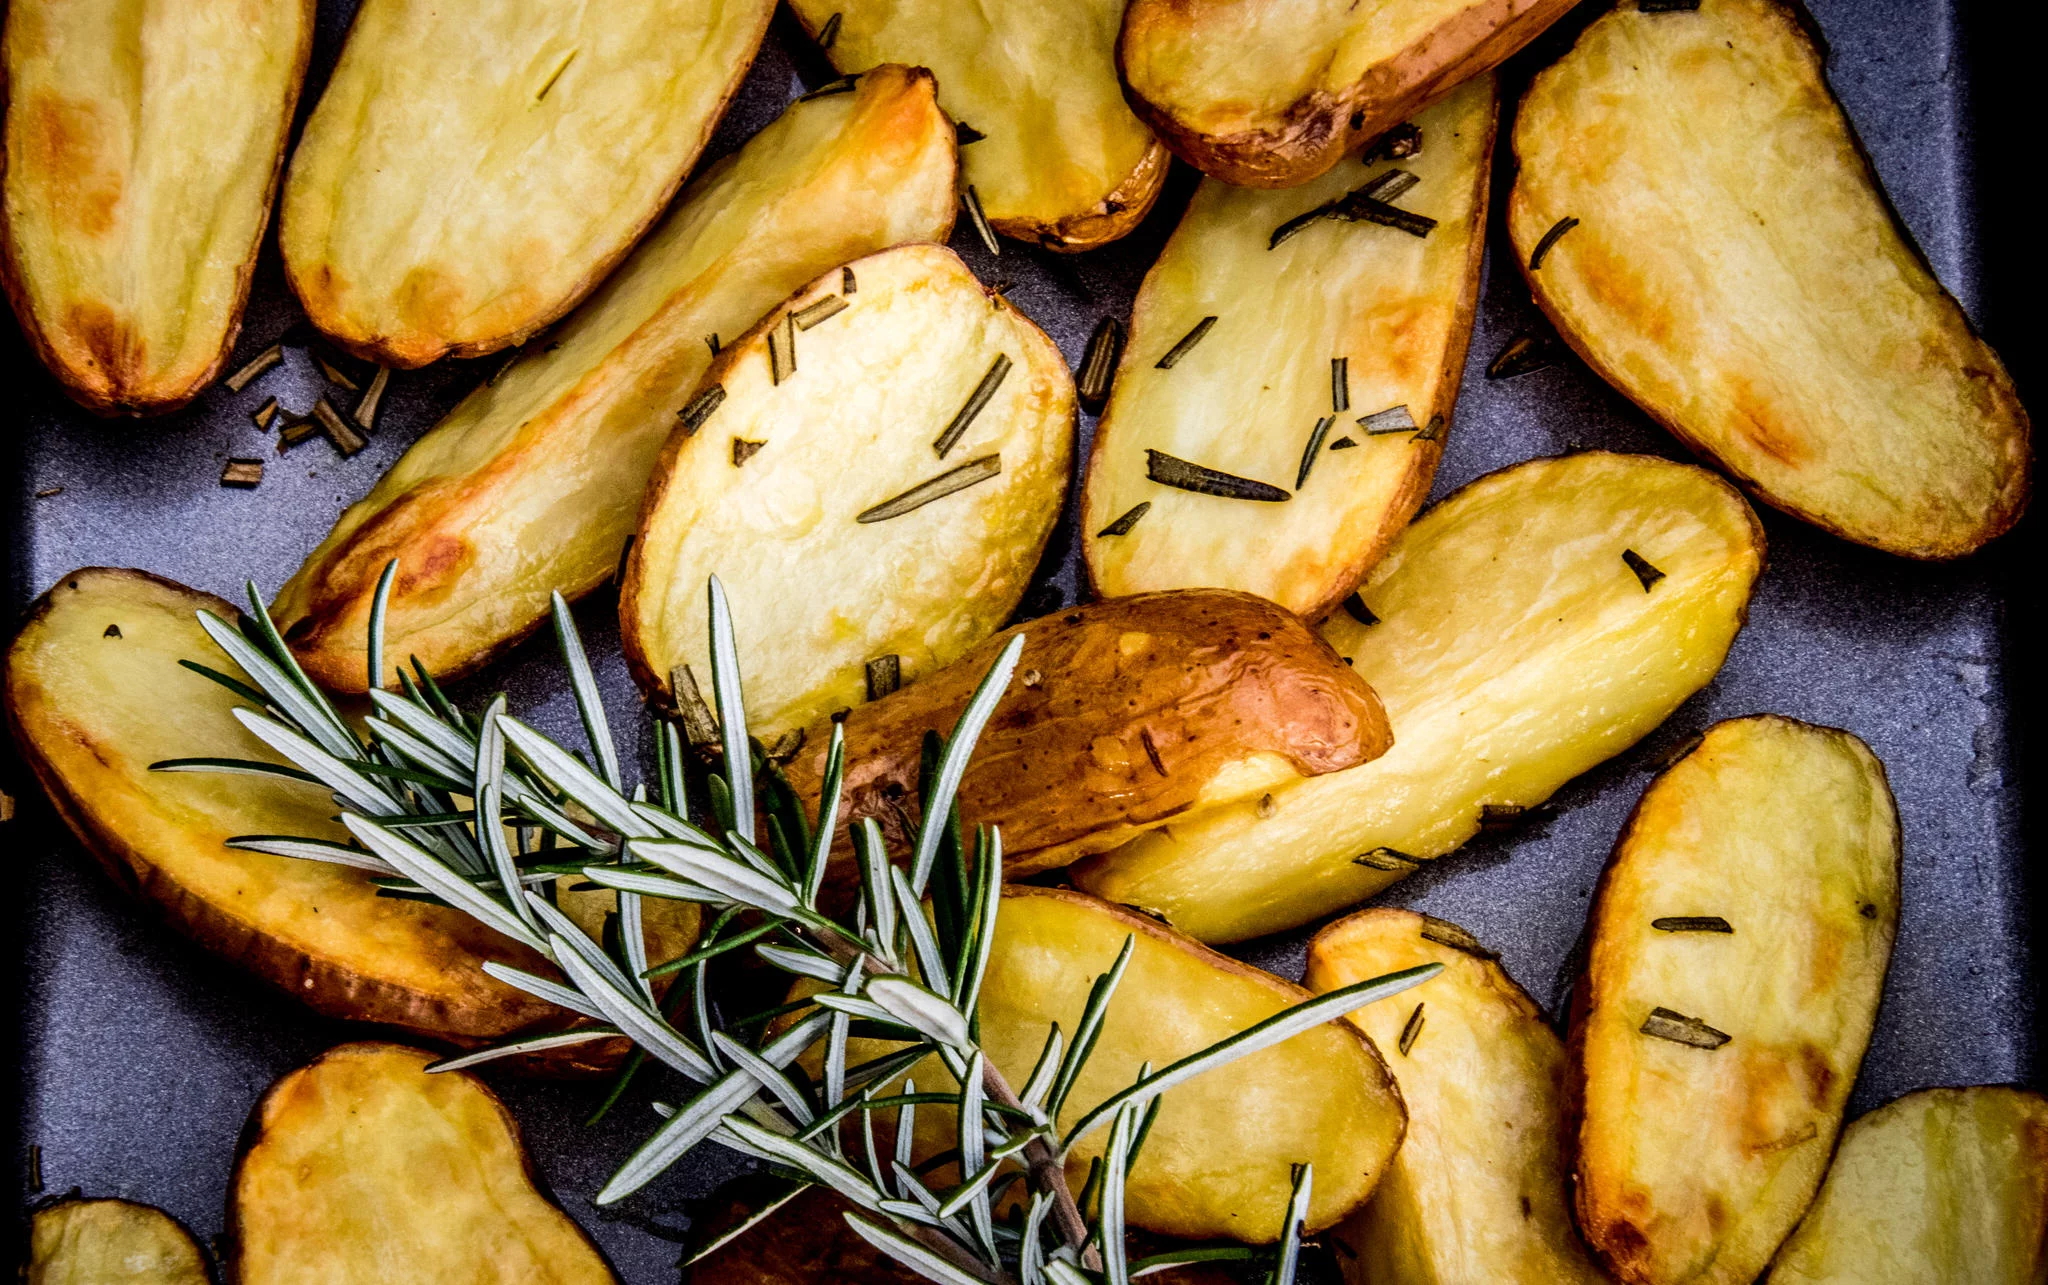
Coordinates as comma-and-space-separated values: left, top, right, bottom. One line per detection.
1082, 78, 1493, 619
622, 243, 1074, 736
234, 1043, 614, 1284
1574, 716, 1901, 1285
1075, 452, 1763, 942
280, 0, 773, 366
29, 1199, 209, 1285
1766, 1088, 2048, 1284
272, 69, 957, 692
1508, 0, 2029, 558
1, 0, 308, 413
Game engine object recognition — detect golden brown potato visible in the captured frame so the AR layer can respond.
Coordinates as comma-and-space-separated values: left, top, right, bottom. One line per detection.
1117, 0, 1573, 188
1509, 0, 2030, 558
232, 1043, 614, 1283
1082, 78, 1494, 620
3, 569, 696, 1074
620, 243, 1074, 736
1572, 715, 1902, 1285
28, 1198, 210, 1285
279, 0, 774, 367
1075, 452, 1763, 942
1766, 1087, 2048, 1284
1306, 910, 1609, 1284
785, 0, 1165, 249
271, 68, 957, 693
0, 0, 311, 415
777, 588, 1391, 881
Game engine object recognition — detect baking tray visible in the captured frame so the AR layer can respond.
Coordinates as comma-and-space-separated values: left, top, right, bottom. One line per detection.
4, 1, 2038, 1278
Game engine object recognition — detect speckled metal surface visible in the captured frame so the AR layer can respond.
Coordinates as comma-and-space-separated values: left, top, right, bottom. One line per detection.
2, 2, 2036, 1280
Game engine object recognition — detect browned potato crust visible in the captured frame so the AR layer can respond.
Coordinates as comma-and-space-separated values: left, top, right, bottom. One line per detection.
28, 1198, 211, 1285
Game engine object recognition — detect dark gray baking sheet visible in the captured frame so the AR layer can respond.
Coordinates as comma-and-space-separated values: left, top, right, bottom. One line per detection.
4, 1, 2038, 1279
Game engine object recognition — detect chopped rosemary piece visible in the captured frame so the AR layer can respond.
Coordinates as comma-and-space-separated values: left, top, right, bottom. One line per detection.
768, 317, 794, 385
278, 418, 319, 449
793, 296, 849, 331
221, 459, 264, 488
1653, 916, 1734, 934
1155, 317, 1218, 369
1097, 502, 1150, 537
1640, 1007, 1730, 1049
1414, 414, 1444, 443
1421, 915, 1496, 959
962, 185, 1000, 256
1359, 404, 1417, 435
1077, 316, 1124, 414
1649, 731, 1705, 772
224, 344, 282, 392
706, 333, 721, 355
1487, 332, 1558, 380
865, 654, 902, 700
314, 351, 359, 391
1353, 847, 1417, 871
1296, 416, 1337, 489
1342, 593, 1378, 626
1140, 728, 1167, 777
34, 487, 61, 499
1622, 549, 1666, 591
856, 454, 1002, 523
767, 728, 806, 763
842, 266, 856, 294
732, 438, 765, 467
955, 120, 986, 145
818, 11, 841, 46
1374, 122, 1423, 161
354, 366, 390, 431
1331, 357, 1350, 413
1479, 803, 1550, 832
1397, 1003, 1426, 1056
252, 398, 279, 431
103, 624, 121, 639
1529, 215, 1580, 270
1639, 0, 1702, 10
678, 385, 725, 436
934, 354, 1013, 458
1145, 450, 1288, 502
669, 664, 720, 748
796, 74, 860, 102
312, 398, 366, 456
1344, 198, 1436, 238
1269, 170, 1422, 248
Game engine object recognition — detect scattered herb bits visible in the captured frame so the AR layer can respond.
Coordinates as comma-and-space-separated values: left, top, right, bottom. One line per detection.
224, 344, 283, 392
1155, 316, 1217, 369
705, 333, 720, 355
1145, 450, 1288, 502
797, 74, 860, 102
669, 664, 720, 748
1376, 122, 1423, 161
1652, 916, 1734, 933
1077, 316, 1125, 414
1268, 169, 1421, 249
311, 398, 366, 456
1359, 404, 1417, 435
313, 351, 359, 391
1622, 549, 1666, 591
934, 353, 1013, 458
220, 459, 265, 488
1639, 1006, 1730, 1049
252, 398, 280, 431
677, 385, 725, 436
962, 185, 1000, 256
842, 266, 857, 294
955, 120, 986, 145
103, 624, 122, 638
1420, 915, 1497, 959
1331, 357, 1350, 412
865, 654, 902, 700
1097, 502, 1150, 537
1256, 794, 1277, 819
1353, 847, 1418, 872
731, 438, 766, 467
1397, 1002, 1427, 1056
792, 295, 849, 331
1342, 593, 1379, 626
1529, 215, 1580, 269
1487, 332, 1558, 380
1329, 436, 1358, 451
818, 10, 842, 46
278, 418, 320, 450
354, 366, 390, 431
767, 729, 806, 763
1414, 414, 1444, 443
856, 454, 1003, 523
1296, 416, 1337, 489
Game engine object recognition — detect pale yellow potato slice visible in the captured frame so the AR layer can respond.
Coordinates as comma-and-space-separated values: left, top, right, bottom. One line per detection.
0, 0, 311, 414
280, 0, 774, 367
272, 68, 957, 693
1074, 452, 1763, 942
1767, 1087, 2048, 1284
786, 0, 1165, 250
1306, 909, 1608, 1284
1509, 0, 2030, 558
233, 1043, 615, 1283
1082, 78, 1493, 620
28, 1198, 210, 1285
620, 243, 1074, 736
1573, 715, 1901, 1285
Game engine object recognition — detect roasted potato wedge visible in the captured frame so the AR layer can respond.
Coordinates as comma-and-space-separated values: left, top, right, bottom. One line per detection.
232, 1043, 614, 1283
271, 68, 957, 692
279, 0, 775, 367
1766, 1087, 2048, 1284
786, 0, 1165, 249
778, 588, 1391, 880
620, 243, 1074, 735
1075, 452, 1763, 942
4, 569, 697, 1073
28, 1198, 211, 1285
1572, 715, 1901, 1285
1082, 78, 1494, 619
1, 0, 311, 414
1306, 910, 1609, 1284
1509, 0, 2030, 558
1117, 0, 1572, 187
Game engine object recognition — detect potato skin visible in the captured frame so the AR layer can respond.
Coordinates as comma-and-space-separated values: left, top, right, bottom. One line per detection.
28, 1197, 211, 1285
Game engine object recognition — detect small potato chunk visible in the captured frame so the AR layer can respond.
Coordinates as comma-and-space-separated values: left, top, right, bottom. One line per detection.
232, 1043, 614, 1284
273, 67, 958, 691
621, 243, 1075, 737
1083, 78, 1494, 620
28, 1198, 210, 1285
1766, 1087, 2048, 1284
1, 0, 311, 414
1117, 0, 1574, 187
1305, 910, 1608, 1284
1509, 0, 2030, 558
1572, 715, 1902, 1285
1075, 452, 1763, 942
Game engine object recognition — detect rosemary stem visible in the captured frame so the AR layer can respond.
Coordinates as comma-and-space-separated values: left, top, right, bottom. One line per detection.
981, 1062, 1094, 1268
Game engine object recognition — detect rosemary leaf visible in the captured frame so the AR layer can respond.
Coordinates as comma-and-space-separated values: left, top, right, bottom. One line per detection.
1077, 316, 1124, 414
865, 655, 902, 701
732, 438, 766, 467
1331, 357, 1350, 412
1342, 593, 1378, 626
1359, 404, 1417, 435
1487, 332, 1558, 380
1295, 416, 1337, 489
312, 398, 366, 456
220, 459, 264, 488
1397, 1002, 1426, 1056
1154, 317, 1217, 369
1329, 435, 1358, 450
1640, 1006, 1730, 1049
934, 354, 1012, 458
1096, 502, 1149, 538
1353, 847, 1417, 872
818, 10, 841, 46
1623, 549, 1667, 591
252, 398, 279, 431
842, 266, 857, 294
793, 295, 849, 331
678, 385, 726, 436
314, 351, 359, 391
797, 74, 860, 102
224, 344, 282, 392
354, 366, 390, 431
857, 455, 1001, 523
1652, 916, 1734, 934
962, 185, 1000, 256
1420, 915, 1496, 960
1145, 450, 1287, 502
1529, 215, 1580, 270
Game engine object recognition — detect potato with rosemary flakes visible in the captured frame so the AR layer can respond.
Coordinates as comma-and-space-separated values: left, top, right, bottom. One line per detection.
1074, 452, 1764, 943
28, 1198, 211, 1285
280, 0, 775, 367
621, 243, 1074, 738
1509, 0, 2030, 558
272, 68, 957, 693
1766, 1087, 2048, 1284
1, 0, 311, 415
1571, 715, 1901, 1285
1082, 77, 1494, 620
1306, 909, 1610, 1285
232, 1043, 615, 1284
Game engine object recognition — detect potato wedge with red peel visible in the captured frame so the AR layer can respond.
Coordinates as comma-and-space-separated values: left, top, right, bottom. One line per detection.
1306, 910, 1609, 1285
271, 68, 957, 693
1572, 715, 1901, 1285
1074, 452, 1764, 943
1117, 0, 1572, 188
279, 0, 774, 368
1509, 0, 2030, 558
620, 243, 1074, 737
1, 0, 311, 415
786, 0, 1164, 250
1766, 1087, 2048, 1285
232, 1043, 614, 1284
28, 1198, 210, 1285
3, 569, 697, 1074
776, 588, 1391, 882
1082, 78, 1494, 620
